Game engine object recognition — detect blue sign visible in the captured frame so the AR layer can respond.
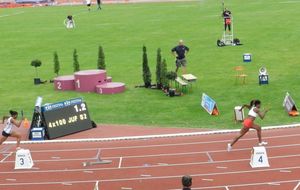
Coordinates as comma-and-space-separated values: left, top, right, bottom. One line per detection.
201, 93, 217, 115
41, 98, 83, 112
243, 53, 252, 62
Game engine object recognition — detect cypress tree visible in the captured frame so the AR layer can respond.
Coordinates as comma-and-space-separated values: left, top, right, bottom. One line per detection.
161, 58, 168, 89
142, 46, 152, 88
97, 45, 106, 70
156, 48, 162, 89
73, 49, 80, 72
53, 51, 60, 76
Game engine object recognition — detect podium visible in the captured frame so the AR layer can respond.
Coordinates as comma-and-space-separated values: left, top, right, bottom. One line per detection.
15, 149, 34, 169
250, 146, 270, 168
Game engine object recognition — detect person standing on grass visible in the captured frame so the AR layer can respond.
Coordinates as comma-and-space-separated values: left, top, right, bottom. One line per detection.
0, 110, 23, 150
227, 100, 269, 152
222, 8, 232, 32
97, 0, 101, 10
86, 0, 92, 11
64, 15, 75, 29
182, 175, 192, 190
171, 40, 189, 74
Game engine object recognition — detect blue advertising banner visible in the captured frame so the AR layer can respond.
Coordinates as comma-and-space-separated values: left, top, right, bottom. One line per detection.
41, 98, 83, 112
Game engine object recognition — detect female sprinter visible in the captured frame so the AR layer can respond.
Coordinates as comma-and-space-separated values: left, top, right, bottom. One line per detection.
227, 100, 269, 152
0, 110, 23, 149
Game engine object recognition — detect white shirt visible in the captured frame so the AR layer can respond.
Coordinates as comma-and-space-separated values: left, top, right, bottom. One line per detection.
3, 117, 14, 134
86, 0, 91, 4
248, 107, 258, 118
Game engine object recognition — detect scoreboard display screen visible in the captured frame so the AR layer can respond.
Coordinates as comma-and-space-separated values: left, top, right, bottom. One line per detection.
42, 98, 93, 139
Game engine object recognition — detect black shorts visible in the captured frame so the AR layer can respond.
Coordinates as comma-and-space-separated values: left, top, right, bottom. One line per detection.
87, 3, 91, 6
2, 131, 11, 137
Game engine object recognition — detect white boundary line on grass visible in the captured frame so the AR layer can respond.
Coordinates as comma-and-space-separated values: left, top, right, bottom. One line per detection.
1, 166, 300, 186
3, 123, 300, 145
0, 11, 25, 18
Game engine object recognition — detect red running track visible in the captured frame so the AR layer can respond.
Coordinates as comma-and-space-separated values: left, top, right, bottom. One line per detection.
0, 127, 300, 190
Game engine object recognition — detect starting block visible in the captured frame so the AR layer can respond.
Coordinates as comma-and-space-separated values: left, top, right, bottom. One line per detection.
82, 149, 112, 167
250, 146, 270, 168
15, 149, 34, 169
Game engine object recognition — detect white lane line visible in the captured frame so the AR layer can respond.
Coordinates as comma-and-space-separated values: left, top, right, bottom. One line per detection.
51, 157, 61, 159
206, 152, 213, 162
121, 187, 133, 190
83, 170, 94, 174
0, 145, 11, 153
202, 179, 214, 181
268, 182, 281, 186
293, 181, 300, 190
6, 133, 300, 154
1, 166, 300, 186
158, 163, 169, 166
1, 153, 300, 174
3, 132, 299, 154
61, 182, 72, 186
170, 179, 300, 190
217, 166, 228, 169
3, 142, 300, 163
224, 186, 229, 190
3, 124, 300, 146
5, 179, 16, 181
0, 152, 13, 163
140, 174, 152, 177
279, 170, 292, 173
118, 157, 123, 169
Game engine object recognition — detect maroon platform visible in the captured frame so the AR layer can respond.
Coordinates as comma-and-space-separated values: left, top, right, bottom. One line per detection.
96, 82, 126, 94
74, 70, 107, 92
54, 75, 75, 91
53, 70, 125, 94
106, 76, 112, 82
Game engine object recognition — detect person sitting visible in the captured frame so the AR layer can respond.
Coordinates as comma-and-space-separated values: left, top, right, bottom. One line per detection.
64, 15, 75, 29
222, 8, 232, 32
182, 175, 192, 190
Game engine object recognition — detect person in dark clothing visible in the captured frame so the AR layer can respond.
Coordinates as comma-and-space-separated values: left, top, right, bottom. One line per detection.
171, 40, 189, 74
182, 175, 192, 190
222, 8, 232, 32
97, 0, 101, 10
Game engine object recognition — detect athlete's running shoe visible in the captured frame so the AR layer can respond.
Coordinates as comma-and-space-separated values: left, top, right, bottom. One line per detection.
258, 141, 268, 146
227, 143, 232, 152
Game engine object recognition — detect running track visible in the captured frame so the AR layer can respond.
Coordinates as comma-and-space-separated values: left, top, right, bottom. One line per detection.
0, 127, 300, 190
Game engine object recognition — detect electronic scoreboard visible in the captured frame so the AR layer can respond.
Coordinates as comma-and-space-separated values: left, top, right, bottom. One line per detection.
41, 98, 93, 139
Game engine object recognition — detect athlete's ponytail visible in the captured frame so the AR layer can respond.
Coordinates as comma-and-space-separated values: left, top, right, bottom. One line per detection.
250, 100, 256, 107
9, 110, 18, 116
2, 116, 9, 123
250, 99, 261, 107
